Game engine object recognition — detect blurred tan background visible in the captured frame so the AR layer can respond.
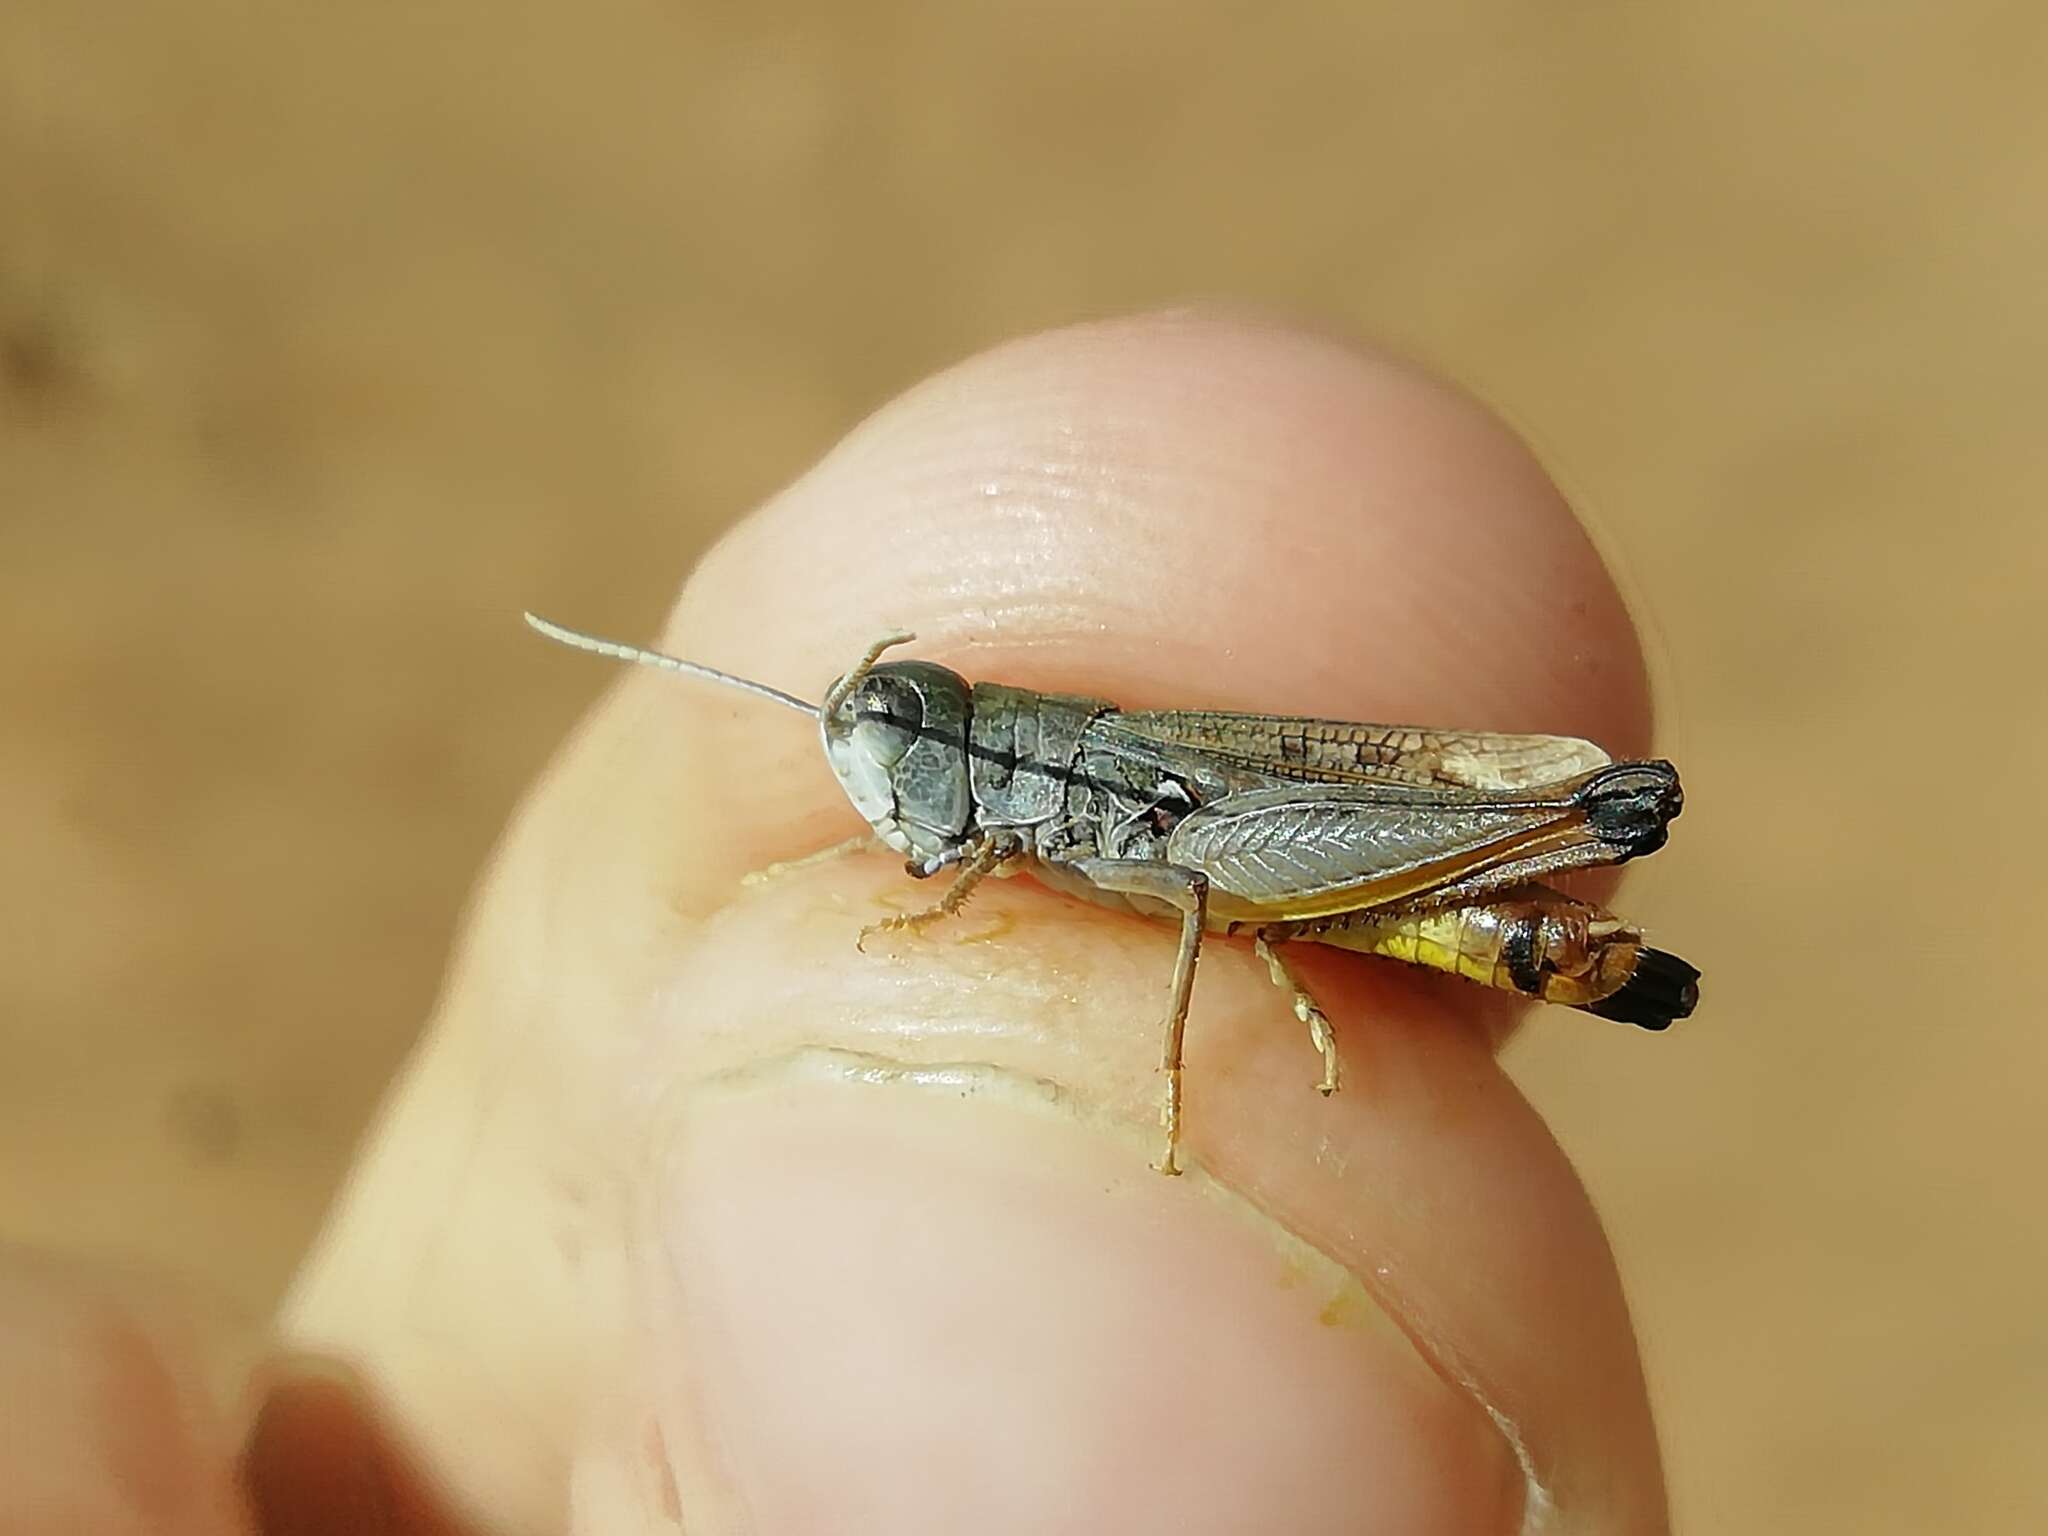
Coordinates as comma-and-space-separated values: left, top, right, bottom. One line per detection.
3, 3, 2043, 1531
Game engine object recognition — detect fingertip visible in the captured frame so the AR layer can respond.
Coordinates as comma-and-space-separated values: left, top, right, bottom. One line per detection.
676, 311, 1649, 751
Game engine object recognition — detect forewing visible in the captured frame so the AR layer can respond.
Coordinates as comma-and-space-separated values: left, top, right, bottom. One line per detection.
1097, 709, 1610, 792
1166, 772, 1652, 920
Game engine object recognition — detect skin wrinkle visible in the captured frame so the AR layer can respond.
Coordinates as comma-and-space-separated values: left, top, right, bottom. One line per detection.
649, 870, 1109, 1071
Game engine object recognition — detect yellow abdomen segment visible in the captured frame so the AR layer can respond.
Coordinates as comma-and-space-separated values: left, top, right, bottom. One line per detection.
1286, 888, 1644, 1007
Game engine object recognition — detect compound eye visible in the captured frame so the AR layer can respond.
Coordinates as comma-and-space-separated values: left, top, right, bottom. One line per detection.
849, 676, 922, 765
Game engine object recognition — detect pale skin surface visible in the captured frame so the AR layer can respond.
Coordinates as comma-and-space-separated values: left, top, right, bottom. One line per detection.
0, 314, 1667, 1533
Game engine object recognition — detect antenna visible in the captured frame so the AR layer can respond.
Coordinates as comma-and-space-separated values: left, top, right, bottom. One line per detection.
522, 612, 820, 718
819, 629, 918, 717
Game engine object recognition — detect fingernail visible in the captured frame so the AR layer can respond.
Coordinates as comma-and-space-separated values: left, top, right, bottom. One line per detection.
640, 1055, 1523, 1534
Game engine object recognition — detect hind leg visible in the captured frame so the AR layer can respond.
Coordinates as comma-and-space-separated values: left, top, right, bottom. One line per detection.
1254, 932, 1340, 1095
1057, 858, 1211, 1176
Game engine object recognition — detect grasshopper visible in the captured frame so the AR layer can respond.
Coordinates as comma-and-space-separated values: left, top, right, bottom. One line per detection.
527, 613, 1698, 1174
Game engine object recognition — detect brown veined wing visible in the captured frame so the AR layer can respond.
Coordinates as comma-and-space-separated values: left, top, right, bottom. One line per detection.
1095, 709, 1611, 793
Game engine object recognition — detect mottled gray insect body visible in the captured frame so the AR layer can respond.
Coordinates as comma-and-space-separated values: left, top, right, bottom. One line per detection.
524, 612, 1697, 1175
966, 681, 1107, 831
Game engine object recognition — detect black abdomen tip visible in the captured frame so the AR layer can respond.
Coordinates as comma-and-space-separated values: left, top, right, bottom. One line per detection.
1583, 948, 1701, 1031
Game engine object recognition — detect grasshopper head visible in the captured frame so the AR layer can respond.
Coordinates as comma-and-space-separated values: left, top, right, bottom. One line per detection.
821, 660, 974, 860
